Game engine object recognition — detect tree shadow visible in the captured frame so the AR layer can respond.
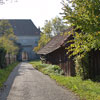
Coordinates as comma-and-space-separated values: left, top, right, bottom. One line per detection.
0, 63, 29, 100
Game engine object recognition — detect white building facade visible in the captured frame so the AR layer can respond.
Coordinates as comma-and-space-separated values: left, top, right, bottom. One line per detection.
9, 19, 40, 61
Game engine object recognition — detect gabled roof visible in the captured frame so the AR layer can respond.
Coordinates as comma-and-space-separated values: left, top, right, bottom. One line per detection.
37, 27, 73, 55
1, 19, 40, 36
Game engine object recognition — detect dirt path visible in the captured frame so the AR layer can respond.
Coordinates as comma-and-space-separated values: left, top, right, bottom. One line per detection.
0, 62, 79, 100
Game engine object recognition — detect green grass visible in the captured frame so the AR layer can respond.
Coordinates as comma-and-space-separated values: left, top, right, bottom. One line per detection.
50, 75, 100, 100
30, 60, 100, 100
30, 60, 42, 69
0, 62, 19, 88
30, 60, 64, 75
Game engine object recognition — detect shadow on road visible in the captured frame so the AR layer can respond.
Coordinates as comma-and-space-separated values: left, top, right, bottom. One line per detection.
0, 62, 30, 100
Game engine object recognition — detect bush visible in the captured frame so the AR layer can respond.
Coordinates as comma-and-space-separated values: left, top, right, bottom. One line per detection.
42, 65, 64, 75
30, 61, 64, 75
0, 47, 6, 68
75, 53, 89, 79
0, 62, 18, 87
35, 64, 49, 71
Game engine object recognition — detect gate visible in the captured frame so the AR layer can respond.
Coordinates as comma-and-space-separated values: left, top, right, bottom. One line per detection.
22, 51, 28, 61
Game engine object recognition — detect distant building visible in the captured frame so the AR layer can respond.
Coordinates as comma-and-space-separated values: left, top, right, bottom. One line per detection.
9, 19, 40, 61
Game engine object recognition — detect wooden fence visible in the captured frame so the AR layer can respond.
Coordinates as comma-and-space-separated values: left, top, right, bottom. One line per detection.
5, 54, 17, 66
89, 50, 100, 79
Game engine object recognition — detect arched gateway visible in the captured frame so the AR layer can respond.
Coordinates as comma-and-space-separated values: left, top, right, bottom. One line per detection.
7, 19, 40, 61
22, 51, 28, 61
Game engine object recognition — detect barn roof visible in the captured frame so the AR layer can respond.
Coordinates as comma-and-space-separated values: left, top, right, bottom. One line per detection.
37, 27, 73, 55
1, 19, 40, 36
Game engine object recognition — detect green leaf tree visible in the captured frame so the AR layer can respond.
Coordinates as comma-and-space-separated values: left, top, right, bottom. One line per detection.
0, 20, 18, 54
34, 16, 67, 52
0, 0, 18, 5
34, 33, 51, 52
62, 0, 100, 57
52, 16, 67, 35
42, 20, 52, 37
62, 0, 100, 79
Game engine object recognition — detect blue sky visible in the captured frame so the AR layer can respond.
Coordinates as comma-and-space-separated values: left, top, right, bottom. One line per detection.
0, 0, 63, 28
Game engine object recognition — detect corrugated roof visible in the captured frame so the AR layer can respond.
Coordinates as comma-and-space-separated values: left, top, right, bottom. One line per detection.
37, 27, 73, 55
0, 19, 40, 36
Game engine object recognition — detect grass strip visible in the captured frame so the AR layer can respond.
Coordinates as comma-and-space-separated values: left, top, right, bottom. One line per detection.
30, 60, 100, 100
0, 62, 19, 88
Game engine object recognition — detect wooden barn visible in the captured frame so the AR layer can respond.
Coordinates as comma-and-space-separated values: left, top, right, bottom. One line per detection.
37, 27, 100, 78
37, 27, 75, 76
88, 49, 100, 79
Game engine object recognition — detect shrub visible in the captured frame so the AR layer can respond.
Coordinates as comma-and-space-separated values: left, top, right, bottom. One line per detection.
75, 53, 89, 79
42, 65, 64, 75
0, 47, 6, 68
0, 62, 18, 87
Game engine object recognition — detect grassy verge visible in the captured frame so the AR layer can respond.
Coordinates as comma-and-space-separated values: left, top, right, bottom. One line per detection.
50, 75, 100, 100
0, 62, 19, 88
30, 60, 100, 100
30, 60, 64, 75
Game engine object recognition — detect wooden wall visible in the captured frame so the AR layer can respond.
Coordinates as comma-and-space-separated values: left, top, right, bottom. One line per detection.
44, 47, 75, 76
89, 50, 100, 78
5, 54, 17, 66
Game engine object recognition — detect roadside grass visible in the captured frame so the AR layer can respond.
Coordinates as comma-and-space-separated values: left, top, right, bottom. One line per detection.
30, 60, 42, 69
50, 75, 100, 100
30, 60, 64, 75
0, 62, 19, 88
30, 60, 100, 100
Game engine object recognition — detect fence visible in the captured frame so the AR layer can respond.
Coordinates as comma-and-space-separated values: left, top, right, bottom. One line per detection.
89, 50, 100, 79
5, 54, 17, 66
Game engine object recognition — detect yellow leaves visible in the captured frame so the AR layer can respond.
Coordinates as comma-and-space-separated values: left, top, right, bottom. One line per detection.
97, 96, 100, 100
0, 20, 19, 54
75, 32, 80, 38
73, 85, 78, 90
70, 44, 75, 47
96, 16, 98, 18
0, 36, 18, 54
95, 32, 100, 36
33, 33, 51, 52
96, 32, 99, 36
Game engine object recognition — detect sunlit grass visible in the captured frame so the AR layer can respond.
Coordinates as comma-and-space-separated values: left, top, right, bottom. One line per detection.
0, 62, 19, 88
50, 75, 100, 100
30, 60, 100, 100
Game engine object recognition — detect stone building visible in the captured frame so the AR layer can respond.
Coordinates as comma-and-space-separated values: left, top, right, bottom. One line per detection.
9, 19, 40, 61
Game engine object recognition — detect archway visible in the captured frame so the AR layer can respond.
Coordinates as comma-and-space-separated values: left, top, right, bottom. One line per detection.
22, 51, 28, 61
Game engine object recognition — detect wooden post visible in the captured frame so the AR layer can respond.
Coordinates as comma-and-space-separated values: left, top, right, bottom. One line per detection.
5, 54, 9, 66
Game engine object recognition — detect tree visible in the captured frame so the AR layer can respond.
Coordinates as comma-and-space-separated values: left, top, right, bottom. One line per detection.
0, 20, 18, 54
62, 0, 100, 57
0, 0, 18, 5
52, 16, 67, 35
62, 0, 100, 79
34, 20, 52, 52
42, 17, 68, 37
42, 20, 52, 37
34, 16, 67, 52
0, 20, 18, 68
34, 33, 51, 52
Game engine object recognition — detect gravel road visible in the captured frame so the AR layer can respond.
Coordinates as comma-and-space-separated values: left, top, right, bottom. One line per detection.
0, 62, 79, 100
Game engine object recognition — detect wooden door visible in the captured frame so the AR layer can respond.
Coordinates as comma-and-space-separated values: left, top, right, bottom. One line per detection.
22, 52, 28, 61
